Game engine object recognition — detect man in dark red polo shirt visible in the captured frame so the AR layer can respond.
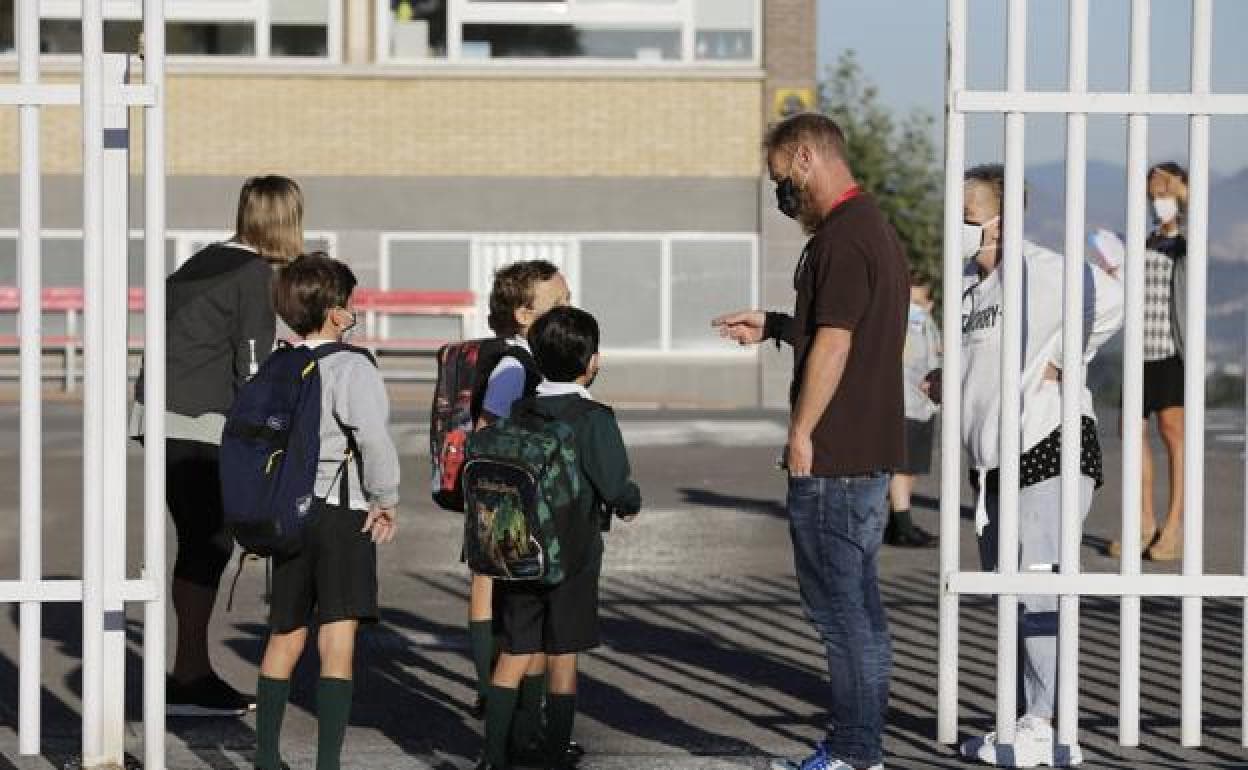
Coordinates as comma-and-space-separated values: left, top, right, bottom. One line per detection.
714, 113, 908, 770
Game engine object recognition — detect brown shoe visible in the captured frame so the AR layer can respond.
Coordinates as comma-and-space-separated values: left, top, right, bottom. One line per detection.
1107, 530, 1157, 558
1146, 534, 1183, 562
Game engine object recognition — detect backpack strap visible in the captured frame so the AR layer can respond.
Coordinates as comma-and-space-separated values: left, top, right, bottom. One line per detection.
311, 341, 378, 367
470, 341, 542, 422
311, 341, 373, 508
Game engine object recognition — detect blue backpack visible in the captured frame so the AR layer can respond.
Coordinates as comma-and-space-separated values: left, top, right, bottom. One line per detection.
220, 341, 372, 558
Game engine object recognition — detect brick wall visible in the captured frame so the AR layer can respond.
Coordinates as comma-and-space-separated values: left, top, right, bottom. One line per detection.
0, 72, 763, 178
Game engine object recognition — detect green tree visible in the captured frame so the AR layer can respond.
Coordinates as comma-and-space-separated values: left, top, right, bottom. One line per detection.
820, 50, 944, 285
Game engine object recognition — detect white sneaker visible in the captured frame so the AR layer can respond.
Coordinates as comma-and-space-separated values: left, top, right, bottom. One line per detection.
959, 715, 1084, 767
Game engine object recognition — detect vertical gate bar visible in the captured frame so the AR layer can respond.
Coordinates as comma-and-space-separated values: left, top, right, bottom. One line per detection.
142, 0, 169, 764
99, 53, 130, 764
995, 0, 1028, 745
1119, 0, 1151, 747
1243, 271, 1247, 748
1057, 0, 1089, 750
937, 0, 967, 745
80, 0, 106, 762
1181, 0, 1212, 748
16, 0, 41, 756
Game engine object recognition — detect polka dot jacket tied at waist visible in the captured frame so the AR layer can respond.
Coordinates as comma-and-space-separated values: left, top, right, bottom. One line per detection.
975, 416, 1105, 495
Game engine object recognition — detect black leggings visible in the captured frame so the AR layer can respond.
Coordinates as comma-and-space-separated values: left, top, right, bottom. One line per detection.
166, 439, 235, 589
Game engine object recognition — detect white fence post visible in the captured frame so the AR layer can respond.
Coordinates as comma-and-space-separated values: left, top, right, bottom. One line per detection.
80, 0, 107, 761
142, 0, 170, 764
98, 52, 132, 765
16, 0, 42, 756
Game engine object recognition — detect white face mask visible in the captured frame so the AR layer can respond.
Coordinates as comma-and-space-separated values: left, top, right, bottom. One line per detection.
1152, 196, 1179, 225
962, 215, 1000, 260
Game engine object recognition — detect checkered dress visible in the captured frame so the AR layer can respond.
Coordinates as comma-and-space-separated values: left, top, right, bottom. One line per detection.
1142, 246, 1177, 362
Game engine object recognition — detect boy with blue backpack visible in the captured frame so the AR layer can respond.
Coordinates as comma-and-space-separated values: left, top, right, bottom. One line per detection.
226, 253, 399, 770
465, 306, 641, 770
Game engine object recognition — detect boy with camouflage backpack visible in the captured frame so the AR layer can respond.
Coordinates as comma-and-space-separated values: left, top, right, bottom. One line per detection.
466, 307, 641, 770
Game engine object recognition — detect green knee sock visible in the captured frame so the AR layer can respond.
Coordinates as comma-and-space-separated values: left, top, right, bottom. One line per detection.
484, 684, 520, 766
509, 674, 546, 750
255, 676, 290, 769
469, 620, 496, 699
544, 693, 577, 761
315, 677, 354, 770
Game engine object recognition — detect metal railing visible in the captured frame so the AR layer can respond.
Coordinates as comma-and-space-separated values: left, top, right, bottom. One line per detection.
938, 0, 1248, 752
0, 3, 168, 767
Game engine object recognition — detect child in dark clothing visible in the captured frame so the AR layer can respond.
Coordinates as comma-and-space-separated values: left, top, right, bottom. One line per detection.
476, 307, 642, 770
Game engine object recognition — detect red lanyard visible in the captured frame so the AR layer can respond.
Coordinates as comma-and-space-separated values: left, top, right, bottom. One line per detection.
829, 184, 862, 212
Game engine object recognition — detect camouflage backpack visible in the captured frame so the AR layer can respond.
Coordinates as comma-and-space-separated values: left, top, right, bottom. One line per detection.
461, 401, 590, 585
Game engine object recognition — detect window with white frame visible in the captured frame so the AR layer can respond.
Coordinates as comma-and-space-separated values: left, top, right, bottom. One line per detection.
379, 0, 759, 65
23, 0, 339, 60
381, 232, 756, 353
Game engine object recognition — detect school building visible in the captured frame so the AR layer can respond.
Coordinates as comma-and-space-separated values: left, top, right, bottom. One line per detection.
0, 0, 817, 408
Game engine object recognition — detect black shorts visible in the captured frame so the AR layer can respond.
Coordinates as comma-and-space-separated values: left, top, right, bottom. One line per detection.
496, 550, 602, 656
269, 500, 379, 634
1143, 354, 1185, 416
901, 418, 934, 476
166, 439, 234, 589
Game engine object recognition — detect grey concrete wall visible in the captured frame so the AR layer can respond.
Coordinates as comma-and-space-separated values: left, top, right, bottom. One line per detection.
0, 175, 760, 233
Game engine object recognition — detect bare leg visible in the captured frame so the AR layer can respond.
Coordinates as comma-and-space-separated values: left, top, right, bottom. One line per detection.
1150, 406, 1185, 559
260, 626, 309, 681
889, 473, 915, 513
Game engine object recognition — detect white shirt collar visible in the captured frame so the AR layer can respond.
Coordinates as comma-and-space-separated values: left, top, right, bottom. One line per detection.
537, 380, 592, 400
228, 239, 259, 254
508, 335, 531, 352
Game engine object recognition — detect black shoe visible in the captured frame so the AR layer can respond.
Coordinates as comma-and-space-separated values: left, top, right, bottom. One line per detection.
470, 694, 487, 719
255, 764, 290, 770
474, 760, 510, 770
167, 673, 254, 717
510, 741, 584, 768
884, 524, 936, 548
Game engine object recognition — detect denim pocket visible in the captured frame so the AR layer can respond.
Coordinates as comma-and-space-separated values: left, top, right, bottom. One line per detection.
787, 474, 822, 499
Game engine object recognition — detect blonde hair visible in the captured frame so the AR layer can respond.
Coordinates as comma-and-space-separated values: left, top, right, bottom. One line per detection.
234, 175, 304, 265
1148, 162, 1189, 211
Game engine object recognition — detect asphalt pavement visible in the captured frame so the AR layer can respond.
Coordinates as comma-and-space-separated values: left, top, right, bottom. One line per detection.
0, 401, 1244, 769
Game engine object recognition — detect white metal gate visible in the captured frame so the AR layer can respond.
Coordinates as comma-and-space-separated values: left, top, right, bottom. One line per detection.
0, 3, 167, 767
938, 0, 1248, 753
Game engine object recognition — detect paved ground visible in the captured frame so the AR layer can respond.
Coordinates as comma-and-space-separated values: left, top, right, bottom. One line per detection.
0, 401, 1244, 769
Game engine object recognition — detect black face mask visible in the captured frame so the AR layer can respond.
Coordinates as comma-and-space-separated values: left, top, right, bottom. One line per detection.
776, 176, 802, 219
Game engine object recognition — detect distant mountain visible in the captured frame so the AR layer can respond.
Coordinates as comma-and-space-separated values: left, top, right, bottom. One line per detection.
1020, 161, 1246, 364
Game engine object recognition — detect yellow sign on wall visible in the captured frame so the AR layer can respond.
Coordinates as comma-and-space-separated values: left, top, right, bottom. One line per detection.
772, 88, 815, 121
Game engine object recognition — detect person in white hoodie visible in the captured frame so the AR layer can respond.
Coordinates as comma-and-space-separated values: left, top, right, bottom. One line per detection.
957, 165, 1123, 768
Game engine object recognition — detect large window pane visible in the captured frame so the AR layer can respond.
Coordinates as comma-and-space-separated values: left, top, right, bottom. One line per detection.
670, 240, 752, 350
386, 239, 472, 340
40, 20, 254, 55
463, 24, 679, 60
694, 0, 753, 61
0, 1, 13, 54
580, 240, 661, 350
272, 25, 328, 57
389, 0, 447, 58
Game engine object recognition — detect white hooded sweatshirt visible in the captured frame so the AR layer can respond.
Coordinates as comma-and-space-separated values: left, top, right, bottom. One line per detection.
961, 240, 1124, 531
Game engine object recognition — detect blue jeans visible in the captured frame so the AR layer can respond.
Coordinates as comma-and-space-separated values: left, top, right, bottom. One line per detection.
788, 473, 892, 767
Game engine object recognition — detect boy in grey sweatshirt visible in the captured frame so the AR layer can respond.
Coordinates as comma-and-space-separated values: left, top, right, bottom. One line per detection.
253, 253, 400, 770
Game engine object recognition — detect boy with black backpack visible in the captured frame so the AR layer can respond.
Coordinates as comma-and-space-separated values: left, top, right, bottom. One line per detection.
240, 253, 400, 770
466, 306, 641, 770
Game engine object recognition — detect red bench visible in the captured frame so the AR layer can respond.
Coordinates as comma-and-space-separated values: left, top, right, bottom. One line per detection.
0, 286, 477, 389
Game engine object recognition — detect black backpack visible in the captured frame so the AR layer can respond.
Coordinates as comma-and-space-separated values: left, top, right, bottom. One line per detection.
220, 341, 373, 557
